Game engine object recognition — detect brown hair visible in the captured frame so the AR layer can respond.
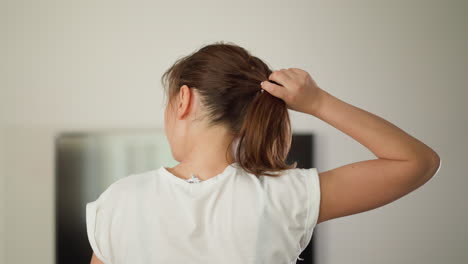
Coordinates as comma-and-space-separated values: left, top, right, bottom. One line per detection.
160, 41, 297, 177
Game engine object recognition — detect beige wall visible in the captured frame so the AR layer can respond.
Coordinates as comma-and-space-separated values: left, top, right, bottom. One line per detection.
1, 0, 467, 263
0, 131, 4, 264
0, 0, 6, 261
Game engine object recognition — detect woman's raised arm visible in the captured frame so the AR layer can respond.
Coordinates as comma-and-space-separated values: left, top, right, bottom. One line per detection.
261, 68, 441, 224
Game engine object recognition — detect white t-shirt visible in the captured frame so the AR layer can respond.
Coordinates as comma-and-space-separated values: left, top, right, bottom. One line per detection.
86, 162, 321, 264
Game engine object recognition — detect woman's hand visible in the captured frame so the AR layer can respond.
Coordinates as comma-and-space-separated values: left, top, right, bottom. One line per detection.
260, 68, 324, 115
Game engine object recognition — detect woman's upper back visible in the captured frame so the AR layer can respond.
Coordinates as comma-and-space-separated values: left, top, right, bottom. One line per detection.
86, 162, 320, 264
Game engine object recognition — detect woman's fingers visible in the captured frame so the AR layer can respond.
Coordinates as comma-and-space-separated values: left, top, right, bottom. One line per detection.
261, 69, 296, 100
260, 79, 287, 99
268, 69, 294, 88
261, 67, 323, 114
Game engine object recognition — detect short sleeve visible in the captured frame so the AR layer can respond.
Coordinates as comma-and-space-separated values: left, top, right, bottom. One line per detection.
86, 201, 110, 263
298, 168, 321, 249
86, 181, 120, 264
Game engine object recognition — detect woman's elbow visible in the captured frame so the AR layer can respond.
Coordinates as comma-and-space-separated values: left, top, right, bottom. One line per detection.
416, 151, 441, 184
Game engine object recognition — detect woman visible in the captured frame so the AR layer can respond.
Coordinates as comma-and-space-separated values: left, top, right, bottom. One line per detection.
87, 41, 440, 264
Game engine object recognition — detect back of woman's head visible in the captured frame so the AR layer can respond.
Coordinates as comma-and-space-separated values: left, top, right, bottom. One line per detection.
160, 41, 297, 177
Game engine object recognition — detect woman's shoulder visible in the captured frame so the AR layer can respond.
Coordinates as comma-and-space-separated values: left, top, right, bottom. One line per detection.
93, 169, 159, 209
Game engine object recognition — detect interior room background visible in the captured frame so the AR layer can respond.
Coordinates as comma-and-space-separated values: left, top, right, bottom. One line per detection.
1, 0, 466, 263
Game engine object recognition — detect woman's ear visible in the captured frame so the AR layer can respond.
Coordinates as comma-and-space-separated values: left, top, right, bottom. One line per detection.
177, 85, 193, 119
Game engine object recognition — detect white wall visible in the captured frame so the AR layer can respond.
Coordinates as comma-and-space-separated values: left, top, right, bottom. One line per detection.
1, 0, 467, 263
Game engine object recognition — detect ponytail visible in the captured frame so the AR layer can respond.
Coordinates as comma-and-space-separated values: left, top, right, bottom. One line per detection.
233, 84, 297, 177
